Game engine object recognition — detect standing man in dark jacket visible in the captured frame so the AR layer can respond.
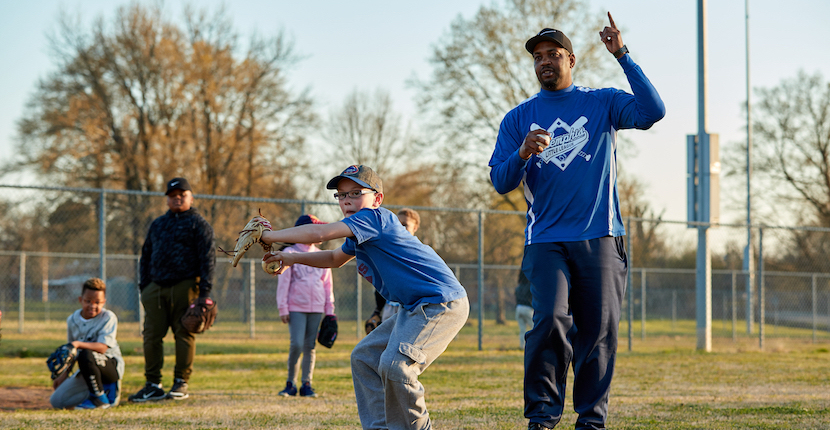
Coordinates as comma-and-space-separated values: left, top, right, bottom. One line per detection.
129, 177, 215, 402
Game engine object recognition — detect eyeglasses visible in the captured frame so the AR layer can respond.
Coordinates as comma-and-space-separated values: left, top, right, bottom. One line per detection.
333, 189, 377, 200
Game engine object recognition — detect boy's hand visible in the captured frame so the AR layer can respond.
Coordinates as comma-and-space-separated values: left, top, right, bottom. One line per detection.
52, 370, 70, 390
262, 250, 292, 275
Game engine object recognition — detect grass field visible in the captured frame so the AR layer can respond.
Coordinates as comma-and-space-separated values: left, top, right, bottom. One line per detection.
1, 319, 830, 429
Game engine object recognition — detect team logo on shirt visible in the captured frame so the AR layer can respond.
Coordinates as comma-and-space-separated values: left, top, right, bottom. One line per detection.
357, 262, 374, 284
532, 116, 591, 171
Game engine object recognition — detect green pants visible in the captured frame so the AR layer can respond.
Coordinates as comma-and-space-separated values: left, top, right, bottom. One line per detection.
140, 279, 199, 384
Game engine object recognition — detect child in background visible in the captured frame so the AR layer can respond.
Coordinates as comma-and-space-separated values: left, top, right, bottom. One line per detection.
515, 271, 533, 350
261, 165, 469, 430
276, 214, 336, 398
51, 278, 124, 409
365, 208, 421, 334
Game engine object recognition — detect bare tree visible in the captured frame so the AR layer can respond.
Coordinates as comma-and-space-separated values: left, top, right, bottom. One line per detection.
9, 3, 315, 255
411, 0, 617, 207
323, 88, 417, 179
722, 70, 830, 227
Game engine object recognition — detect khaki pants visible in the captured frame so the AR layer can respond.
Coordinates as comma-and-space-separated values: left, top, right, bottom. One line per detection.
351, 296, 469, 430
140, 279, 198, 384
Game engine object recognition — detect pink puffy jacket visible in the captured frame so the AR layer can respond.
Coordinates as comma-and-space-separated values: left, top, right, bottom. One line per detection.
276, 243, 335, 316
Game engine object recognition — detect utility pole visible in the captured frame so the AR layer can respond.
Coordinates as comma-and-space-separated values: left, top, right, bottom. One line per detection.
695, 0, 712, 352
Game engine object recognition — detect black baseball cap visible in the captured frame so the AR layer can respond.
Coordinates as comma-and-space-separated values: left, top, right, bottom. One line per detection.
326, 165, 383, 194
525, 28, 573, 55
165, 177, 192, 195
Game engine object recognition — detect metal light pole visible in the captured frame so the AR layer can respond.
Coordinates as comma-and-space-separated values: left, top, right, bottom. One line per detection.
696, 0, 712, 352
744, 0, 755, 335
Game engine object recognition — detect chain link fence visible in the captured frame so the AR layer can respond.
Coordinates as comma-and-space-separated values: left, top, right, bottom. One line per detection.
1, 184, 829, 349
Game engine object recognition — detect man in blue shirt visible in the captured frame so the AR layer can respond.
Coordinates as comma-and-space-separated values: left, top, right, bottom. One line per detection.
489, 13, 665, 430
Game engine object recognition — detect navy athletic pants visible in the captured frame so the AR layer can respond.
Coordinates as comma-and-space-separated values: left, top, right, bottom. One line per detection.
522, 236, 628, 430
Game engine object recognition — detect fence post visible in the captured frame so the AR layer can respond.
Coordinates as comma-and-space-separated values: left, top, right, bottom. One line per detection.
42, 257, 49, 323
249, 260, 256, 339
812, 274, 817, 343
626, 218, 633, 351
19, 252, 25, 333
722, 293, 726, 331
99, 190, 106, 281
137, 257, 144, 334
356, 270, 362, 340
758, 227, 765, 350
731, 270, 737, 342
477, 210, 484, 352
672, 290, 677, 331
641, 268, 646, 340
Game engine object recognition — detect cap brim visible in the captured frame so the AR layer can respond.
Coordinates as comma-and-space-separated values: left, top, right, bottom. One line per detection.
326, 175, 375, 191
165, 187, 190, 195
525, 36, 567, 54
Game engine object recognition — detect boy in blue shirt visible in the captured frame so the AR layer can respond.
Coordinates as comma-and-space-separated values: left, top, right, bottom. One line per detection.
260, 165, 469, 430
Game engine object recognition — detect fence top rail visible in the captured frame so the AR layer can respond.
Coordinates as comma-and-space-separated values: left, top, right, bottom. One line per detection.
0, 184, 513, 215
5, 184, 830, 231
0, 250, 139, 259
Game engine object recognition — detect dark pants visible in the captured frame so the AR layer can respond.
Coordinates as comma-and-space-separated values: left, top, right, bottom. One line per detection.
522, 236, 628, 430
77, 349, 118, 394
140, 279, 198, 384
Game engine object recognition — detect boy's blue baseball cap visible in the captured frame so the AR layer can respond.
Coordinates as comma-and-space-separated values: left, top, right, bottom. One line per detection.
326, 165, 383, 194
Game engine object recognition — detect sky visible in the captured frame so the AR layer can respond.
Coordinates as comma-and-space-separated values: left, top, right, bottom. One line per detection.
1, 0, 829, 223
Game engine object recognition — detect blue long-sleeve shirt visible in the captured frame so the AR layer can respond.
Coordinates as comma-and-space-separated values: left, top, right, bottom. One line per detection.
489, 54, 665, 244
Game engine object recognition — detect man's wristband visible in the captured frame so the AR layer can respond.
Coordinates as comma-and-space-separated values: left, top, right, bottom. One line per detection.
612, 45, 629, 59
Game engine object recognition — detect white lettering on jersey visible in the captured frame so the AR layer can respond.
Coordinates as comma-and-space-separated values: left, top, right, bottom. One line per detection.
532, 116, 591, 171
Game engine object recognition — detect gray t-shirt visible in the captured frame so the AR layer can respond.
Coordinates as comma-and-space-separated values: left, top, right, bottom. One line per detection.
66, 308, 125, 379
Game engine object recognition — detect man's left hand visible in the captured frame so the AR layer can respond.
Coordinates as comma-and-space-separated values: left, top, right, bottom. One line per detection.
599, 12, 624, 55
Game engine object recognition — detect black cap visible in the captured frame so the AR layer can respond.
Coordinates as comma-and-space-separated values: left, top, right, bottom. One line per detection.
326, 165, 383, 194
165, 177, 192, 195
525, 28, 573, 55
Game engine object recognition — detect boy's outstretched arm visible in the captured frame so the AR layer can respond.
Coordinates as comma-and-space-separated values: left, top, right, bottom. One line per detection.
263, 247, 354, 275
260, 221, 354, 245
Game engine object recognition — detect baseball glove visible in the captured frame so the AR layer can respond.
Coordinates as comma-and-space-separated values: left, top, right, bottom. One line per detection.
364, 310, 382, 334
46, 343, 78, 380
225, 210, 274, 267
318, 314, 338, 348
181, 297, 218, 334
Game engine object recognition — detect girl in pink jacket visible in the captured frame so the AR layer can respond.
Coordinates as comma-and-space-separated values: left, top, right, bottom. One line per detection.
276, 214, 335, 398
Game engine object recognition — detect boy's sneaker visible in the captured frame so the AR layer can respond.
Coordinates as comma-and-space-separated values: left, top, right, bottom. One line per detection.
128, 382, 166, 402
299, 381, 317, 398
75, 393, 111, 409
278, 381, 297, 397
103, 381, 121, 407
167, 378, 189, 400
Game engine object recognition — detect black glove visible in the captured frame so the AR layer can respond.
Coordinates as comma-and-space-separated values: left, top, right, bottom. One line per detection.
318, 315, 338, 348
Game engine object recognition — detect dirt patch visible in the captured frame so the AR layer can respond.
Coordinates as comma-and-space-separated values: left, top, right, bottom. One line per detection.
0, 386, 53, 411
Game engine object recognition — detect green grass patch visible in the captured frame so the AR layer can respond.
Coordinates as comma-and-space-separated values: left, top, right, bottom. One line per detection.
2, 319, 830, 428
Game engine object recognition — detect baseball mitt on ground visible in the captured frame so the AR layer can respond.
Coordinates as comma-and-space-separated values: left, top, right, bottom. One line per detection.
181, 297, 218, 334
46, 343, 78, 380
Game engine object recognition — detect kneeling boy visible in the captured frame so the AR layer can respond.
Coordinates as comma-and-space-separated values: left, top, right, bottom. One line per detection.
51, 278, 124, 409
